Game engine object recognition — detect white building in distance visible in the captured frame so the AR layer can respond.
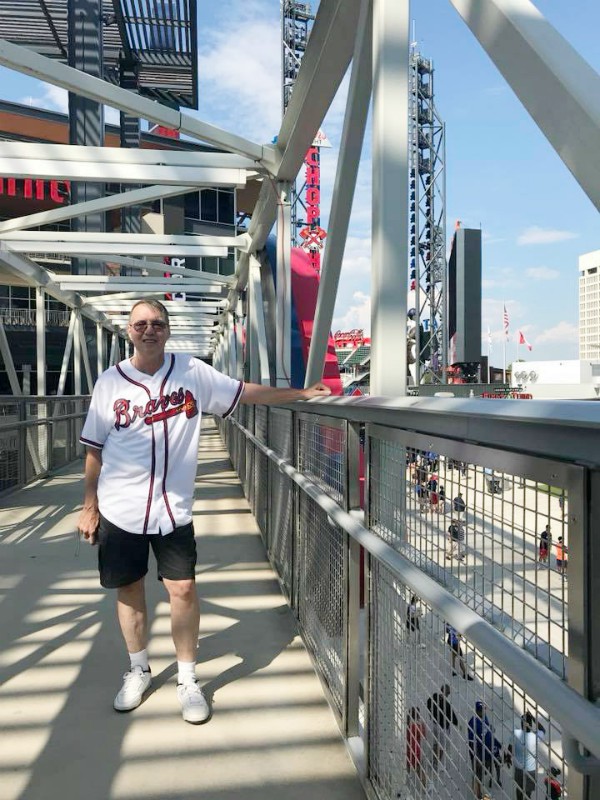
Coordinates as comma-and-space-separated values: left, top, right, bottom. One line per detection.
579, 249, 600, 359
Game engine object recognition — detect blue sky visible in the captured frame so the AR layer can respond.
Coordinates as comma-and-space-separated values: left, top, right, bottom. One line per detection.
3, 0, 600, 363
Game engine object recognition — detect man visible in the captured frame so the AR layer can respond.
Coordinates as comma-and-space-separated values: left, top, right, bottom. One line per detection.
426, 683, 460, 768
468, 701, 494, 799
77, 299, 330, 723
446, 519, 465, 561
453, 492, 466, 516
445, 622, 472, 680
538, 524, 551, 563
507, 710, 546, 800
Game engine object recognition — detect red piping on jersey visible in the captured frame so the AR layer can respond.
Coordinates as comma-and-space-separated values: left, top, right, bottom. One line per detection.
159, 355, 177, 530
223, 381, 244, 418
116, 362, 155, 534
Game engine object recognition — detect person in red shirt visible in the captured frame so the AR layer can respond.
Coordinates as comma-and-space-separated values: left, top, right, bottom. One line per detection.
406, 706, 428, 789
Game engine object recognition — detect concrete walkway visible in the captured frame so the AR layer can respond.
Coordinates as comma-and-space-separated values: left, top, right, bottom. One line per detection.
0, 417, 365, 800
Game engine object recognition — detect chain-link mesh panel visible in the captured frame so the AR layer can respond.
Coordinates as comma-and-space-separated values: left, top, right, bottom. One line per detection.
254, 406, 269, 541
267, 408, 294, 598
369, 561, 568, 800
296, 414, 347, 718
235, 403, 247, 493
368, 427, 570, 680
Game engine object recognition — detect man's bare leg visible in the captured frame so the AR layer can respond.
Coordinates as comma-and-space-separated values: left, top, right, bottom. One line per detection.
163, 578, 209, 723
163, 578, 200, 660
117, 577, 148, 652
113, 577, 151, 712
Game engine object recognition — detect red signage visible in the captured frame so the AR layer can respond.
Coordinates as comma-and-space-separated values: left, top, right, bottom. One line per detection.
300, 145, 327, 272
0, 178, 70, 204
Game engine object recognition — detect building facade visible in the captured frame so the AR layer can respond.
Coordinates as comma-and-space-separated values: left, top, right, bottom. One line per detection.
579, 249, 600, 359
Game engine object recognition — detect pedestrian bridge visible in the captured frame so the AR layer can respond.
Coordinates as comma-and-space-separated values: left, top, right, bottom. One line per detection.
1, 396, 600, 800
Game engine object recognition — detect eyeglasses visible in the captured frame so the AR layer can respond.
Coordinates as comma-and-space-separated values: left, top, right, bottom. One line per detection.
129, 320, 168, 332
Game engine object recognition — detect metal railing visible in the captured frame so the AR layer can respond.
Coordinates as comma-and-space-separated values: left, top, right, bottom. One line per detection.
220, 396, 600, 800
0, 308, 71, 327
0, 395, 90, 493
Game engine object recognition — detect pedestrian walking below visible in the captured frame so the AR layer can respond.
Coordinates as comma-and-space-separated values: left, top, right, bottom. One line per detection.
426, 684, 460, 769
538, 524, 551, 563
446, 519, 465, 561
555, 537, 568, 577
453, 492, 466, 517
406, 706, 429, 790
507, 710, 546, 800
445, 622, 472, 680
406, 595, 426, 648
468, 701, 495, 799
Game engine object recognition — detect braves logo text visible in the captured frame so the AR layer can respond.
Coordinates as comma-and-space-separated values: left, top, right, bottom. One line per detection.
113, 388, 198, 430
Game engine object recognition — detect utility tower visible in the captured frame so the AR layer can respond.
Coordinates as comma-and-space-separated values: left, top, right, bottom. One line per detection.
282, 1, 326, 270
408, 44, 447, 384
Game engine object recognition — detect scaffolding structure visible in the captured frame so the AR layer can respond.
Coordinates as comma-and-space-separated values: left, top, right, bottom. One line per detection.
282, 1, 319, 254
409, 44, 447, 384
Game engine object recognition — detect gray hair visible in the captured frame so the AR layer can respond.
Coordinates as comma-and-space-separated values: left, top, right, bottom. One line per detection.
129, 299, 170, 326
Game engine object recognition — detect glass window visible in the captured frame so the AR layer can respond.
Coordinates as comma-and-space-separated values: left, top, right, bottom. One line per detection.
219, 253, 235, 276
218, 190, 234, 224
202, 257, 218, 274
200, 190, 218, 222
184, 191, 200, 220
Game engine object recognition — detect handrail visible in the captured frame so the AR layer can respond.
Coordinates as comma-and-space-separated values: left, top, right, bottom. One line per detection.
279, 395, 600, 466
231, 415, 600, 770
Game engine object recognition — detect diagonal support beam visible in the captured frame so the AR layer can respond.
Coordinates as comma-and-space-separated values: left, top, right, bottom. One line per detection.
448, 0, 600, 212
305, 0, 373, 387
0, 184, 199, 235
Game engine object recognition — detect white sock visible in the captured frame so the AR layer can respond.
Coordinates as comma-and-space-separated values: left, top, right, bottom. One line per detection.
177, 660, 196, 684
129, 649, 150, 672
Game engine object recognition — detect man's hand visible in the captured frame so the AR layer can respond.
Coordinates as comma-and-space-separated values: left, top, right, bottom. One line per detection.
77, 504, 100, 546
301, 382, 332, 399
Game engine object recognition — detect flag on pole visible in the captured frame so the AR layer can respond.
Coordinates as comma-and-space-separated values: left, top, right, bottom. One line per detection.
518, 330, 533, 351
503, 305, 509, 339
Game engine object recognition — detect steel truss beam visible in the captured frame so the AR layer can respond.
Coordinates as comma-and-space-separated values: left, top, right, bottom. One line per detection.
0, 159, 246, 187
73, 256, 234, 284
0, 38, 275, 167
305, 0, 372, 387
7, 243, 228, 258
0, 142, 260, 170
0, 232, 243, 248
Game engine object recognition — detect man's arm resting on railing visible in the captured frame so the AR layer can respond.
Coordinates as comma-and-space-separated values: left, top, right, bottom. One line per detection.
77, 447, 102, 545
240, 382, 331, 405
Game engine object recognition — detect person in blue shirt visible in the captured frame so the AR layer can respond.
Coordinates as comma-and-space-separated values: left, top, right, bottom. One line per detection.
445, 622, 472, 680
507, 710, 546, 800
468, 701, 494, 799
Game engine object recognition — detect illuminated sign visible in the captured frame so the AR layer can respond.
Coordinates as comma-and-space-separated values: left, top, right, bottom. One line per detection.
0, 178, 70, 204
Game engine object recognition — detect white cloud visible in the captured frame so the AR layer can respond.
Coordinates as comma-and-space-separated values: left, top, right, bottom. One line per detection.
517, 226, 578, 245
525, 266, 560, 281
333, 291, 371, 334
535, 321, 578, 345
196, 11, 280, 143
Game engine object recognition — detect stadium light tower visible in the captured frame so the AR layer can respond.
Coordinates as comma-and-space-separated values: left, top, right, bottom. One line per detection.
408, 42, 447, 384
282, 1, 327, 270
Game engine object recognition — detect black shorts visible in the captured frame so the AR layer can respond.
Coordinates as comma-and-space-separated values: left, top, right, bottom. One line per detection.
97, 514, 197, 589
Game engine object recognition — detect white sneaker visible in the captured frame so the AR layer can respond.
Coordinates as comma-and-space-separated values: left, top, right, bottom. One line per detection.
177, 679, 210, 724
114, 665, 152, 712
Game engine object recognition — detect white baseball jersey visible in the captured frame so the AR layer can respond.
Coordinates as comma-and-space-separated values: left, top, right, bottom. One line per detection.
80, 354, 243, 535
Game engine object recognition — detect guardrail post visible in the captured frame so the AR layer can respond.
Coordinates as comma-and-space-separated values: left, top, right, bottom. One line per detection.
345, 421, 362, 738
568, 466, 600, 799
